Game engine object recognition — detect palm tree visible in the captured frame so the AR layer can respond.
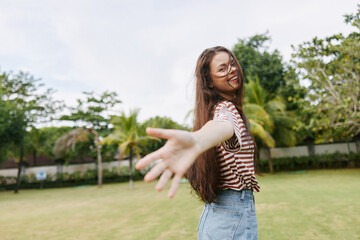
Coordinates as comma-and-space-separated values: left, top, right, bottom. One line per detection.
53, 127, 104, 187
53, 128, 89, 157
244, 76, 298, 173
101, 109, 151, 190
142, 116, 189, 154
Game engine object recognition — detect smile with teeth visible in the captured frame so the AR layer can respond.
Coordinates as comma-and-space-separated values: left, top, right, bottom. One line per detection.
228, 76, 238, 83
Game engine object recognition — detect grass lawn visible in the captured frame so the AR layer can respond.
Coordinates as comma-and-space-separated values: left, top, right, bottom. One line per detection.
0, 169, 359, 240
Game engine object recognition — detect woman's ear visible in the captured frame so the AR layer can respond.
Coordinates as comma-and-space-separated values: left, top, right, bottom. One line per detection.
209, 81, 213, 88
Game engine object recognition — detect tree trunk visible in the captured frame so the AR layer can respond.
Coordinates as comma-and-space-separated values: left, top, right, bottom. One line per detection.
265, 146, 274, 174
91, 129, 102, 188
56, 161, 63, 185
14, 142, 24, 194
33, 149, 37, 166
354, 133, 360, 153
306, 137, 315, 156
129, 147, 133, 190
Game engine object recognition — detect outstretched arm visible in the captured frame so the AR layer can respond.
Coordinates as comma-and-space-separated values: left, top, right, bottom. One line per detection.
135, 120, 234, 198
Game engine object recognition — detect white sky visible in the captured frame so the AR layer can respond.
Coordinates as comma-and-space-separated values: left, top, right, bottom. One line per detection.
0, 0, 358, 126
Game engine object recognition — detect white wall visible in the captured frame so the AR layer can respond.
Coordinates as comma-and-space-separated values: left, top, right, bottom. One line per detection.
269, 146, 308, 158
259, 142, 357, 160
315, 142, 356, 155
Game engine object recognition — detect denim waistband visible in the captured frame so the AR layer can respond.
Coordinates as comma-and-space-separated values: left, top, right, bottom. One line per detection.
215, 189, 254, 202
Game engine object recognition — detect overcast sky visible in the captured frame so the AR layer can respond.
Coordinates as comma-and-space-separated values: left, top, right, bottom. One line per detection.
0, 0, 358, 126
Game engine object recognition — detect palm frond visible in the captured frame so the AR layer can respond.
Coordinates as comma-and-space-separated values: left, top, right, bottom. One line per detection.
245, 103, 274, 132
249, 119, 275, 148
272, 126, 297, 147
243, 76, 298, 147
265, 98, 286, 114
53, 127, 89, 158
245, 76, 267, 106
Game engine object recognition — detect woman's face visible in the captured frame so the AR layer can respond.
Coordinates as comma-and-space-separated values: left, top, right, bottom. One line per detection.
209, 51, 239, 99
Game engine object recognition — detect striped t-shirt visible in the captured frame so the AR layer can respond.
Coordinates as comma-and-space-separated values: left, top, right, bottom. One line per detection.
213, 100, 260, 192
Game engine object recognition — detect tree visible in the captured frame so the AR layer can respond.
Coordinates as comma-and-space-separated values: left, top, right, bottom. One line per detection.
0, 71, 62, 193
244, 77, 298, 173
101, 109, 151, 190
53, 127, 90, 160
25, 126, 74, 164
291, 6, 360, 142
232, 32, 286, 93
232, 32, 307, 143
279, 66, 308, 112
59, 91, 121, 187
142, 116, 189, 155
0, 100, 24, 163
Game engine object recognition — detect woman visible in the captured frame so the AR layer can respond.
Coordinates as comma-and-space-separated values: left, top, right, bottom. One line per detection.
136, 46, 260, 240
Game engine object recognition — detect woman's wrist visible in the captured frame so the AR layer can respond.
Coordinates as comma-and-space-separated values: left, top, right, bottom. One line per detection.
190, 131, 206, 156
191, 120, 234, 154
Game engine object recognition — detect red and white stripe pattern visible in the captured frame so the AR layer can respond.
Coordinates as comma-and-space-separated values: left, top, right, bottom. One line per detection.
213, 101, 261, 192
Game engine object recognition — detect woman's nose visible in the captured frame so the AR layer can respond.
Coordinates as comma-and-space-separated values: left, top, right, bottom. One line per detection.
229, 65, 236, 73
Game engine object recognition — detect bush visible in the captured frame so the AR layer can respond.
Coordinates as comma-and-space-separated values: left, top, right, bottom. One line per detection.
119, 166, 130, 175
69, 171, 82, 182
0, 165, 146, 190
0, 176, 15, 185
29, 173, 37, 183
259, 151, 360, 173
56, 172, 70, 181
83, 169, 97, 180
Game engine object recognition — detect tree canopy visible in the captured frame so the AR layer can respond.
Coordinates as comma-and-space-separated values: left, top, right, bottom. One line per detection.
60, 91, 121, 131
292, 6, 360, 142
0, 70, 62, 192
232, 32, 286, 93
0, 70, 62, 160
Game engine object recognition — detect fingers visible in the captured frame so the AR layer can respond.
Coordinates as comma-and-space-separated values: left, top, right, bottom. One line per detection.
135, 128, 173, 170
146, 127, 172, 140
144, 161, 166, 182
168, 174, 182, 199
144, 164, 183, 199
156, 169, 172, 191
135, 150, 162, 170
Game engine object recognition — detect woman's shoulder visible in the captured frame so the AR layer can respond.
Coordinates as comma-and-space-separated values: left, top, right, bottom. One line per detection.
214, 100, 237, 111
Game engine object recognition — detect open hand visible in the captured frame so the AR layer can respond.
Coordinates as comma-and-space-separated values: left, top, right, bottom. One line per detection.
135, 127, 201, 198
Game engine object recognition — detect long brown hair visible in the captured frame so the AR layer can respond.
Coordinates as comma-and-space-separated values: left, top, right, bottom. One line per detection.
186, 46, 260, 203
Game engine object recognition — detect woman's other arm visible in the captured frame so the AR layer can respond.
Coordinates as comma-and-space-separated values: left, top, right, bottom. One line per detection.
135, 120, 233, 198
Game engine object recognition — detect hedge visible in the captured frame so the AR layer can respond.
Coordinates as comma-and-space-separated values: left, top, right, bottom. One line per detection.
0, 166, 144, 191
258, 152, 360, 173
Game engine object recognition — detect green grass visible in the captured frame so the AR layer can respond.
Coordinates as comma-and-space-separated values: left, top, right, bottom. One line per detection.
1, 169, 359, 240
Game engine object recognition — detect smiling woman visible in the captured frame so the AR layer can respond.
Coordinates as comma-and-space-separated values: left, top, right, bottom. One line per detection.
136, 46, 260, 240
209, 52, 240, 99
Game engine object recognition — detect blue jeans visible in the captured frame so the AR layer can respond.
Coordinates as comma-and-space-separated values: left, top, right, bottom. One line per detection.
198, 189, 258, 240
